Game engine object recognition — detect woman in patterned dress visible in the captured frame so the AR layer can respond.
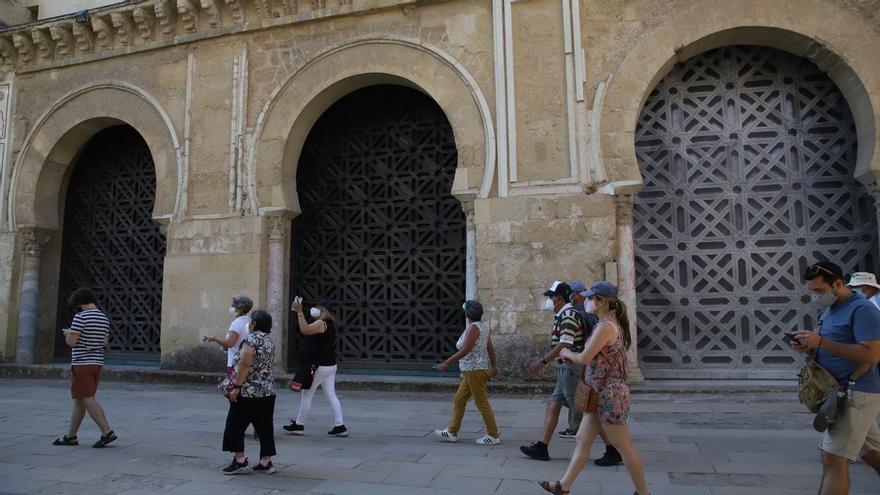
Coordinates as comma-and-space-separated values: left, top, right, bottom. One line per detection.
539, 281, 650, 495
433, 300, 502, 445
221, 310, 278, 475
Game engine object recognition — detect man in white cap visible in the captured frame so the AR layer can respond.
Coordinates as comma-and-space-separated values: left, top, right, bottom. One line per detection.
848, 272, 880, 311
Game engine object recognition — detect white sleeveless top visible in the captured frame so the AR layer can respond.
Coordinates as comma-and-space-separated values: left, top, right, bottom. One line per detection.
457, 321, 491, 372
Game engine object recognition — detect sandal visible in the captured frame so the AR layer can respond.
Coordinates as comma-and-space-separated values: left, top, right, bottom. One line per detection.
537, 480, 570, 494
92, 430, 117, 448
52, 434, 78, 446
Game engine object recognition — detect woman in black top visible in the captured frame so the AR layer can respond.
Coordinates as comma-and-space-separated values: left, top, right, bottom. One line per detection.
284, 299, 348, 437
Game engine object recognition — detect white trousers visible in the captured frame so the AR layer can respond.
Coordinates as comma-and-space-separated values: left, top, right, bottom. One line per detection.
296, 364, 344, 427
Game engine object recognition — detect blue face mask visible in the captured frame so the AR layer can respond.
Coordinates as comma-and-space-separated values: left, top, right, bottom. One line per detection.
852, 287, 864, 296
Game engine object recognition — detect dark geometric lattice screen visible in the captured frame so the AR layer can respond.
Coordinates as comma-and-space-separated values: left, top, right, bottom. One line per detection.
56, 126, 165, 360
634, 46, 878, 374
289, 86, 466, 369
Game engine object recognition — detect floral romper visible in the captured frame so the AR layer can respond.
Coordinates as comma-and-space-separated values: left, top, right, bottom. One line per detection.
584, 321, 630, 425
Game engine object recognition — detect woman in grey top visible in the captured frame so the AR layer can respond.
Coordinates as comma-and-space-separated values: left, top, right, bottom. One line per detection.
221, 310, 277, 475
433, 300, 501, 445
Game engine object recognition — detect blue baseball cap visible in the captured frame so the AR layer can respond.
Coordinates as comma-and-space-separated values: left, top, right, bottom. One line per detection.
318, 299, 332, 312
569, 280, 587, 293
580, 281, 618, 298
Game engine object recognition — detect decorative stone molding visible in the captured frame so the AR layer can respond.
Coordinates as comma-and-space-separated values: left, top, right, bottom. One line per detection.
224, 0, 245, 23
132, 6, 156, 41
154, 0, 178, 36
31, 29, 54, 61
267, 215, 288, 241
0, 38, 16, 68
200, 0, 222, 28
11, 33, 34, 64
177, 0, 200, 33
109, 12, 134, 46
92, 16, 115, 50
72, 21, 96, 53
0, 1, 418, 73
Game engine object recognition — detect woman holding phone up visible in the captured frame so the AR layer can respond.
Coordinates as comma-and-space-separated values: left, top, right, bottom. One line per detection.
284, 298, 347, 437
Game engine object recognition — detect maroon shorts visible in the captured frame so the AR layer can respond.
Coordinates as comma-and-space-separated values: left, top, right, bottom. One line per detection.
70, 365, 103, 399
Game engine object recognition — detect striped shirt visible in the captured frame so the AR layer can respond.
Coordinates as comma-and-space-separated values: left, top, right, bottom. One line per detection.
550, 303, 585, 353
70, 309, 110, 366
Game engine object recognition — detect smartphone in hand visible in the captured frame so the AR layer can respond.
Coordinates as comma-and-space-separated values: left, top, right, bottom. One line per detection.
782, 331, 798, 346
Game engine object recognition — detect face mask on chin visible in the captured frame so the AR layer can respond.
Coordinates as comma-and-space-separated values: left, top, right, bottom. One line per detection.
851, 287, 864, 296
585, 299, 596, 314
228, 307, 238, 317
309, 307, 322, 319
543, 298, 555, 311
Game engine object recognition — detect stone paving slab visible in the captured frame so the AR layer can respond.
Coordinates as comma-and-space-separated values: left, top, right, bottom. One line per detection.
0, 379, 877, 495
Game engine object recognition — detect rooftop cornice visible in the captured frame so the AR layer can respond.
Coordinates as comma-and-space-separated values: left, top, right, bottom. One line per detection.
0, 0, 418, 77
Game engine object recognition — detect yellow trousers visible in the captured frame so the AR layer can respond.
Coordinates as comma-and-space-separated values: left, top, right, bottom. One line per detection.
448, 370, 499, 438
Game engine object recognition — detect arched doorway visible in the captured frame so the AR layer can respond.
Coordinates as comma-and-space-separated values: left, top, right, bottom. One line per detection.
634, 45, 879, 377
55, 126, 166, 362
289, 85, 466, 370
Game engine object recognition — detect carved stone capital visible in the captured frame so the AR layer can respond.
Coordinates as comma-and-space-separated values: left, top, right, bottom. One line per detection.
72, 21, 96, 53
153, 0, 178, 36
92, 16, 115, 50
461, 201, 475, 226
49, 24, 74, 57
108, 12, 134, 46
20, 229, 50, 257
311, 0, 327, 10
614, 193, 634, 226
132, 6, 156, 40
31, 29, 54, 61
199, 0, 221, 27
267, 215, 289, 241
177, 0, 199, 33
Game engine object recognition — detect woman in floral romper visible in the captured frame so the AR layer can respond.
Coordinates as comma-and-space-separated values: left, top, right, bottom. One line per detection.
539, 281, 650, 495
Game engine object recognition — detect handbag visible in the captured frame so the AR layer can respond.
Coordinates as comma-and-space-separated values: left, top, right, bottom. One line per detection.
289, 364, 317, 392
574, 377, 599, 413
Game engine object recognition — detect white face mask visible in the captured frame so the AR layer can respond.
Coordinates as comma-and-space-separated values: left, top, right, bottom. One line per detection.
585, 300, 596, 314
228, 307, 238, 317
812, 289, 838, 307
543, 298, 555, 310
309, 307, 322, 319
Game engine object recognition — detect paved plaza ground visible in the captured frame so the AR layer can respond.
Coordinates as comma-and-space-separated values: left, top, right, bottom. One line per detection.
0, 378, 877, 495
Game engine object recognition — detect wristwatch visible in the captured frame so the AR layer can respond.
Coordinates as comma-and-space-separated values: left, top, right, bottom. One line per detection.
540, 358, 547, 365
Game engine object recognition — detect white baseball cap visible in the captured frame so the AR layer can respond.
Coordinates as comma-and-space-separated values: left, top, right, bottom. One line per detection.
847, 272, 880, 290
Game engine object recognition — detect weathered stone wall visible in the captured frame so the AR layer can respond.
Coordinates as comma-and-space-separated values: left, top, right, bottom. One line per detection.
0, 0, 878, 381
474, 194, 616, 380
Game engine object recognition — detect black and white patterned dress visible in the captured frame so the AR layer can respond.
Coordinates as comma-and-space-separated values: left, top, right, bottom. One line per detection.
232, 331, 275, 398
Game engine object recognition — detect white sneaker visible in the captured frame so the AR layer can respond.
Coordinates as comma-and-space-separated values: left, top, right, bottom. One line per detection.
433, 428, 458, 443
475, 434, 501, 445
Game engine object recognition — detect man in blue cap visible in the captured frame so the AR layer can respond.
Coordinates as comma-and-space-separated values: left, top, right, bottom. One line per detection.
520, 281, 585, 461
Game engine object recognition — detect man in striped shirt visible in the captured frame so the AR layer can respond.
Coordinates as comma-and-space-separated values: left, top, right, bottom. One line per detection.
53, 288, 117, 448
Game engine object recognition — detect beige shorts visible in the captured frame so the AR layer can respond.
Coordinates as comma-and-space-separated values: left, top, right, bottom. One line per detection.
820, 390, 880, 461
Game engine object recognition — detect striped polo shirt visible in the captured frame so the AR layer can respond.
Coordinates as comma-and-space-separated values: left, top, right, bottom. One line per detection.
70, 309, 110, 366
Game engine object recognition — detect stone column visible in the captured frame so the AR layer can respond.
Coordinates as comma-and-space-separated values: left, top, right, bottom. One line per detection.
463, 201, 478, 300
266, 216, 288, 369
615, 194, 644, 382
15, 229, 49, 364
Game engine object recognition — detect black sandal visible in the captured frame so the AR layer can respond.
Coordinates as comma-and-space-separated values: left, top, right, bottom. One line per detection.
92, 431, 117, 448
537, 480, 570, 494
52, 434, 78, 446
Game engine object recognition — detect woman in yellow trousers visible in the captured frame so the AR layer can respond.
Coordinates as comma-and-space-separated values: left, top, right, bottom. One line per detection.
433, 300, 501, 445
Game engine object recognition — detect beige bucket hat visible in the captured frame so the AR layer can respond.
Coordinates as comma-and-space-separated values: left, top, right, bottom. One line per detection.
847, 272, 880, 290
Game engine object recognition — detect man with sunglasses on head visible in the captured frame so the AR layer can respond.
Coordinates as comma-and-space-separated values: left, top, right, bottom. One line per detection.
790, 261, 880, 494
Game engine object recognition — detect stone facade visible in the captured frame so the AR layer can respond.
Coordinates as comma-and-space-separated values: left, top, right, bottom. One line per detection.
0, 0, 878, 380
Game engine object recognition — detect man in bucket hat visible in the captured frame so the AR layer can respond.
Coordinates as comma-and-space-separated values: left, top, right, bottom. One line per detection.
848, 272, 880, 311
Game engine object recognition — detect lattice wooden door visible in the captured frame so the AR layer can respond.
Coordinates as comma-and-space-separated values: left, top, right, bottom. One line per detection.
56, 126, 165, 361
634, 46, 878, 377
289, 86, 466, 369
